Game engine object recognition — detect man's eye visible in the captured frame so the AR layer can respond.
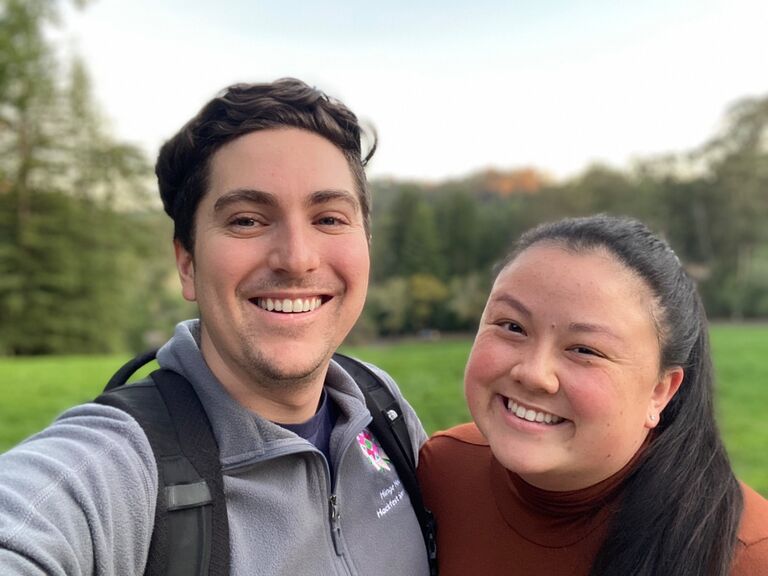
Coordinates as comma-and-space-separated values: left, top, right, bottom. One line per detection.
316, 216, 346, 226
231, 217, 257, 227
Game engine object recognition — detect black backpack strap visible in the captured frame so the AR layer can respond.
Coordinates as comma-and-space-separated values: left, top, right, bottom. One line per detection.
103, 348, 159, 392
95, 353, 230, 576
333, 353, 438, 576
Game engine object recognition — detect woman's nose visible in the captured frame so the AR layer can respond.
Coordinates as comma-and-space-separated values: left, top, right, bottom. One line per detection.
509, 348, 560, 395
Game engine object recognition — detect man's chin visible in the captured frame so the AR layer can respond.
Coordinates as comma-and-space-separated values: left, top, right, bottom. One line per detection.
246, 352, 330, 388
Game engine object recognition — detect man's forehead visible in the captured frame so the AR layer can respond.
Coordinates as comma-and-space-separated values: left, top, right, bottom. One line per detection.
208, 129, 355, 187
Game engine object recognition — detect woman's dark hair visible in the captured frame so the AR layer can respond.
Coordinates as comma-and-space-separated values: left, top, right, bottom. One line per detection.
502, 215, 743, 576
155, 77, 376, 252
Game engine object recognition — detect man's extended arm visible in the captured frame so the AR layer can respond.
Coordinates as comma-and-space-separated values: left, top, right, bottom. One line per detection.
0, 404, 157, 575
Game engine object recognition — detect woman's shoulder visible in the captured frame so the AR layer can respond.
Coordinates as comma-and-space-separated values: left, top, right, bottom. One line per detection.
418, 423, 494, 508
428, 422, 489, 447
738, 483, 768, 543
730, 482, 768, 574
419, 423, 489, 472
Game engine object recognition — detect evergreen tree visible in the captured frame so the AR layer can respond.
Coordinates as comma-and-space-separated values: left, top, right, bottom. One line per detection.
434, 190, 479, 278
0, 0, 157, 354
384, 186, 444, 278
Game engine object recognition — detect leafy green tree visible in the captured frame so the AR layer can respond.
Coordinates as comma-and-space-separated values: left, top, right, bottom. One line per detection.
382, 186, 444, 279
0, 0, 159, 354
446, 273, 491, 331
434, 190, 479, 278
408, 274, 449, 331
693, 96, 768, 317
365, 277, 410, 335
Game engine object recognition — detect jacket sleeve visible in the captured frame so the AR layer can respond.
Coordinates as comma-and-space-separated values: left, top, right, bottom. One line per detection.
0, 403, 157, 576
364, 362, 428, 465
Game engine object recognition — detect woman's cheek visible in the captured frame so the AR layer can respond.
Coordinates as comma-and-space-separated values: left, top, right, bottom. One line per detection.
464, 338, 503, 401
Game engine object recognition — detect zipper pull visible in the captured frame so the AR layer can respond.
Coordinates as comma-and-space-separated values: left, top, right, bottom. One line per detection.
329, 494, 344, 555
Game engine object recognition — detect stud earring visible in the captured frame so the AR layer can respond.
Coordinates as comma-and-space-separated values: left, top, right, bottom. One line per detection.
649, 414, 656, 422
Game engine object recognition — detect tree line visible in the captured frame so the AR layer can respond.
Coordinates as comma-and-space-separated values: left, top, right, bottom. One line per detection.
1, 0, 766, 355
360, 99, 768, 338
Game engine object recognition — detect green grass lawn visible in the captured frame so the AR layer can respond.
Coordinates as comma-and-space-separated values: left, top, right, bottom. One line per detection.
0, 355, 157, 451
708, 325, 768, 495
1, 325, 766, 495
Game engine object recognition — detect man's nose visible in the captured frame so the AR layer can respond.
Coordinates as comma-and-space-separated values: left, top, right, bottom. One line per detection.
267, 221, 320, 275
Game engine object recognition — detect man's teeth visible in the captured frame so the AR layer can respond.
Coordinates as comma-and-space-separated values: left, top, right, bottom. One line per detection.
257, 297, 322, 313
507, 399, 564, 425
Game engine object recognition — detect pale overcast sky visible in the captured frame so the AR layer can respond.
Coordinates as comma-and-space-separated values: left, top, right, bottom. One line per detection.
59, 0, 768, 182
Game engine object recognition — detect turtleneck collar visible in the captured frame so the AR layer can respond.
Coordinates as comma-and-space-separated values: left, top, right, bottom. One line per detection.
491, 443, 648, 547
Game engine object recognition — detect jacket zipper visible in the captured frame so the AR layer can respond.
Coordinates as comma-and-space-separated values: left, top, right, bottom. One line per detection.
328, 494, 344, 555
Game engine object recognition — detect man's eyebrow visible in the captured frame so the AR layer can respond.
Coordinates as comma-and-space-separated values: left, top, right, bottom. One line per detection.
306, 189, 360, 211
488, 294, 532, 319
213, 189, 277, 212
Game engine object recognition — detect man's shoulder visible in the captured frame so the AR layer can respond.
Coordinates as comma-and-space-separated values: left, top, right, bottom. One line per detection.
329, 355, 407, 411
336, 356, 399, 392
330, 354, 429, 461
0, 400, 158, 502
3, 401, 157, 474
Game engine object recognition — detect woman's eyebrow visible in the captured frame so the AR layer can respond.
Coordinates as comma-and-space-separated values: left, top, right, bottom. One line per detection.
568, 322, 621, 341
488, 294, 532, 319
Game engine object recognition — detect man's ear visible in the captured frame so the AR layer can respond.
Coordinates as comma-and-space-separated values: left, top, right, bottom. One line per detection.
174, 239, 197, 302
646, 366, 684, 429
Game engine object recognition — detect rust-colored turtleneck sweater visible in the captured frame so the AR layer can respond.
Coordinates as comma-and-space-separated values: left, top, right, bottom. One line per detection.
417, 423, 768, 576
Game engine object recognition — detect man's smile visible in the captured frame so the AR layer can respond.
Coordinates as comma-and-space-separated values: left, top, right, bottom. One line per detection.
253, 296, 329, 313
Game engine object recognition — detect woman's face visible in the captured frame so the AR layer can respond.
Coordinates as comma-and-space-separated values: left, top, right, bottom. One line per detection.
465, 244, 683, 491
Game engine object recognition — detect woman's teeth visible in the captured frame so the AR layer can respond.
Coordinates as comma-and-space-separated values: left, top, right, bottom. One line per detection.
506, 399, 564, 425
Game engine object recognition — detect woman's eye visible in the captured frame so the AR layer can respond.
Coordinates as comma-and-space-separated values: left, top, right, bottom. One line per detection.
498, 321, 525, 334
570, 346, 603, 358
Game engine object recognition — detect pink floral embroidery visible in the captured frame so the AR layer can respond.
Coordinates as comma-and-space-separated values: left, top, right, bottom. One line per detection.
357, 430, 391, 471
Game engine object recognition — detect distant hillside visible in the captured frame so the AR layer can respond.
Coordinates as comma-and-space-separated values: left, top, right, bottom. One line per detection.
370, 166, 552, 210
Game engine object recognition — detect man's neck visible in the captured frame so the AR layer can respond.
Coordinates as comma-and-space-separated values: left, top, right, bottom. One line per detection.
200, 345, 329, 423
237, 382, 326, 423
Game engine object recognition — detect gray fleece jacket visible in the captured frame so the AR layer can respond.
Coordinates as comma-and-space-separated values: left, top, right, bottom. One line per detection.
0, 320, 430, 575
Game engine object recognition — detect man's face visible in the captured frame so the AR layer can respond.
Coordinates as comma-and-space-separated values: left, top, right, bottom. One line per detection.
175, 127, 370, 397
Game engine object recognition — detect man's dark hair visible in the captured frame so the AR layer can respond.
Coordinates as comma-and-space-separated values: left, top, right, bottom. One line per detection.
499, 215, 743, 576
156, 78, 376, 252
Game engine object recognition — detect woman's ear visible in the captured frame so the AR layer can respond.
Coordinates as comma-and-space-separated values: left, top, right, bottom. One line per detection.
174, 239, 197, 302
646, 366, 684, 429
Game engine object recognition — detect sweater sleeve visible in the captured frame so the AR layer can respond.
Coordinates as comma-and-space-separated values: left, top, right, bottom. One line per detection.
0, 403, 157, 576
